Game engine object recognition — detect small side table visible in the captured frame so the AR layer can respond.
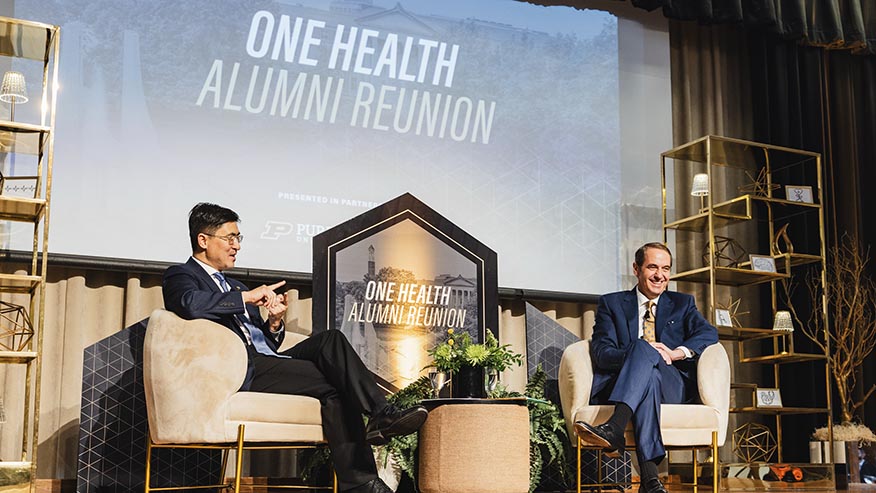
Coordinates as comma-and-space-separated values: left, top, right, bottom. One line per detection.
418, 398, 530, 493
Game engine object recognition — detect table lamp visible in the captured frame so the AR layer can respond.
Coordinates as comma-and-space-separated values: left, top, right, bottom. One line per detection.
773, 310, 793, 354
0, 71, 29, 121
772, 311, 793, 332
690, 173, 709, 212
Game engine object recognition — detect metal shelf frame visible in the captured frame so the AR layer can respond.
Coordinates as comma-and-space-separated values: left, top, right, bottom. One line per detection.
0, 15, 61, 493
661, 135, 833, 463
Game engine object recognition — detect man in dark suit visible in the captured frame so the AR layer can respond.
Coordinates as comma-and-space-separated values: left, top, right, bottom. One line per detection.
163, 202, 426, 493
574, 242, 718, 493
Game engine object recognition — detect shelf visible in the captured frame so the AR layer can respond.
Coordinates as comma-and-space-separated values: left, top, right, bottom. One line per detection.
665, 195, 821, 232
738, 352, 827, 364
0, 196, 46, 221
0, 273, 41, 293
0, 16, 57, 60
729, 406, 829, 415
673, 266, 788, 286
662, 135, 819, 171
0, 461, 32, 489
663, 135, 829, 467
775, 253, 822, 270
721, 462, 833, 492
0, 351, 37, 363
731, 382, 758, 390
720, 327, 791, 342
0, 17, 59, 491
0, 121, 51, 156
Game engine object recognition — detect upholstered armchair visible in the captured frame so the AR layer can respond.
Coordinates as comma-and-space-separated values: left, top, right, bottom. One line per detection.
142, 309, 335, 492
558, 340, 730, 493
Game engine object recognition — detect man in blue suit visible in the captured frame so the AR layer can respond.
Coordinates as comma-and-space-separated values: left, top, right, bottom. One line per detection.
575, 242, 718, 493
163, 202, 426, 493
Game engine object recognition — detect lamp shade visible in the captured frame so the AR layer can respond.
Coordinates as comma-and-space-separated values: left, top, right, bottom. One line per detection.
0, 71, 28, 104
690, 173, 709, 197
773, 310, 794, 332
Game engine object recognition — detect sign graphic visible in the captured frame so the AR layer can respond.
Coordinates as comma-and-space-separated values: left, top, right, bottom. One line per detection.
313, 193, 497, 391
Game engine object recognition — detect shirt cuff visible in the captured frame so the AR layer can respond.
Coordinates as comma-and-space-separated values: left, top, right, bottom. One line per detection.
270, 321, 284, 337
678, 345, 693, 359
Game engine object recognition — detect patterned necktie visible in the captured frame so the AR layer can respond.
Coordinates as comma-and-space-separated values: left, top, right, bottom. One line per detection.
213, 272, 288, 358
642, 300, 656, 343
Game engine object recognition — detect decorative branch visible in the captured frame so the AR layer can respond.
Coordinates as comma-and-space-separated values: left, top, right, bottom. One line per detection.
783, 233, 876, 424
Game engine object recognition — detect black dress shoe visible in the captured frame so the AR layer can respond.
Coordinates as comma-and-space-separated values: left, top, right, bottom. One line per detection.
365, 404, 428, 445
345, 478, 394, 493
638, 477, 668, 493
574, 421, 625, 456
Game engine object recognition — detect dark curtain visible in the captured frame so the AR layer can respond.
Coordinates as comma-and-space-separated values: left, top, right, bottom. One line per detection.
522, 0, 876, 54
745, 27, 876, 422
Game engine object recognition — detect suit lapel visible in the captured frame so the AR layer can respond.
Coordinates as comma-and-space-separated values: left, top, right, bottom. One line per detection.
623, 288, 638, 343
655, 293, 674, 341
185, 257, 222, 292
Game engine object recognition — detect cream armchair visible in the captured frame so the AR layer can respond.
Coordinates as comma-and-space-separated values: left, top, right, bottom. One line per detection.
142, 309, 335, 493
558, 340, 730, 493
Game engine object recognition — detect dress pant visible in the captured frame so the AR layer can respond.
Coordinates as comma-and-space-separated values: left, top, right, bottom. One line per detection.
604, 339, 686, 464
248, 330, 387, 491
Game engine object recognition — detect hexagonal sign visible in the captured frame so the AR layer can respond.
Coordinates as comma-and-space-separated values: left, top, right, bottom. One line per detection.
313, 193, 498, 392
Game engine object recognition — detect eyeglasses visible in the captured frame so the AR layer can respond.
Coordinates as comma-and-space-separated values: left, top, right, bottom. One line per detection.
203, 233, 244, 245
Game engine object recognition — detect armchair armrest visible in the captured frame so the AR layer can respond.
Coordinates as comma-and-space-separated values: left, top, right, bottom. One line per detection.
696, 343, 731, 445
143, 309, 248, 443
558, 340, 593, 439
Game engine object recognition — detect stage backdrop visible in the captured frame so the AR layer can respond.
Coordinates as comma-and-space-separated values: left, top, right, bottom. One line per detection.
313, 193, 497, 391
6, 0, 672, 296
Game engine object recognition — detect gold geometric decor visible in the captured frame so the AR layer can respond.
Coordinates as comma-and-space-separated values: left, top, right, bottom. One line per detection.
715, 297, 749, 328
0, 301, 34, 351
733, 422, 777, 463
703, 236, 748, 268
738, 168, 780, 197
772, 224, 794, 255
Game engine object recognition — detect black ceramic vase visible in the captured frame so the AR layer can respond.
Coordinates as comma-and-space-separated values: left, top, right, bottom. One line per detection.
451, 365, 486, 398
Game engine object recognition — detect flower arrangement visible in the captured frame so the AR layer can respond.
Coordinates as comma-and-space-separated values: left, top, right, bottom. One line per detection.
812, 422, 876, 444
427, 328, 523, 372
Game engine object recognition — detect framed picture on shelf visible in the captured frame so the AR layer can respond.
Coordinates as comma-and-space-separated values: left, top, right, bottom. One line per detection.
785, 185, 814, 203
715, 309, 733, 328
755, 388, 783, 408
749, 255, 777, 273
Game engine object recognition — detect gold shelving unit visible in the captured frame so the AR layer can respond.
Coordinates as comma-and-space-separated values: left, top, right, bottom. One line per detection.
0, 16, 60, 493
660, 136, 832, 472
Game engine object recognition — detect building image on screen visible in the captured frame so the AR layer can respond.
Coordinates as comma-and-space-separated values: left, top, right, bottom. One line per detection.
8, 0, 671, 296
333, 218, 478, 390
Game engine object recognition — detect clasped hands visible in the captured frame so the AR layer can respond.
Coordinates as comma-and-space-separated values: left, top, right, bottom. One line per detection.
243, 280, 287, 331
648, 342, 685, 365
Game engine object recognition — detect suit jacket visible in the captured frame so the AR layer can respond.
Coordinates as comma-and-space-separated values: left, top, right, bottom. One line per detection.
162, 257, 285, 390
589, 287, 718, 403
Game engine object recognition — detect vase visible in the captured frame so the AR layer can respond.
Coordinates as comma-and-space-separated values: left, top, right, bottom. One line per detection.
484, 368, 499, 395
452, 365, 486, 398
810, 440, 863, 488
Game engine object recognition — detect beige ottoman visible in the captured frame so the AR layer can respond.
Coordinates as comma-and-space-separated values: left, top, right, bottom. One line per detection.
418, 399, 530, 493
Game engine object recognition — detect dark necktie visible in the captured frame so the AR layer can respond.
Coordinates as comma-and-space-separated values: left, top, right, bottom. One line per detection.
642, 300, 656, 343
213, 272, 288, 358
